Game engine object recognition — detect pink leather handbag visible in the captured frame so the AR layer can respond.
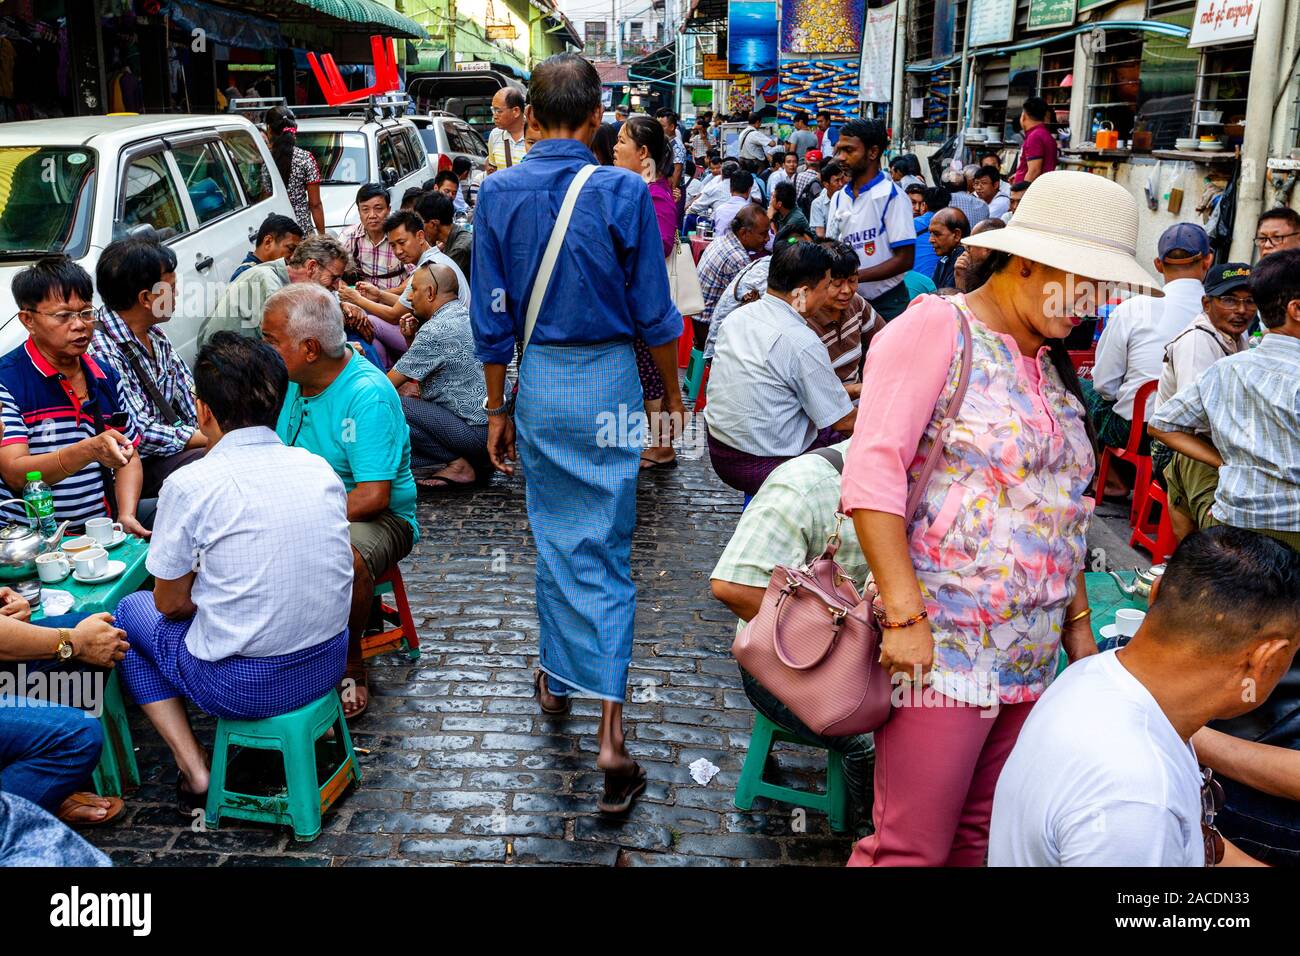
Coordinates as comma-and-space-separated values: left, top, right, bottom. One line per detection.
731, 304, 973, 737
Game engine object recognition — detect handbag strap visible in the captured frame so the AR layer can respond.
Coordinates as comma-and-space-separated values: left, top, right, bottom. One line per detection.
117, 339, 184, 427
901, 301, 974, 526
523, 164, 597, 355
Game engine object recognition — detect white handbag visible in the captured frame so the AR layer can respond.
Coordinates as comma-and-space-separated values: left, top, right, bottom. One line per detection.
667, 234, 706, 317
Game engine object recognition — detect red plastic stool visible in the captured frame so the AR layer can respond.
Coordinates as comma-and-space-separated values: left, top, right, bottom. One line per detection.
678, 313, 694, 369
361, 565, 421, 661
1094, 379, 1157, 528
1130, 479, 1178, 565
694, 363, 709, 412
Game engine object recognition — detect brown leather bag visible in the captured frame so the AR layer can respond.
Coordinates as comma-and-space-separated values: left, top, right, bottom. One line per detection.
731, 304, 973, 736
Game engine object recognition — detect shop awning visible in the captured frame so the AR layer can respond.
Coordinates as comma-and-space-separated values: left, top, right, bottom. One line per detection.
165, 0, 286, 49
231, 0, 428, 40
905, 19, 1190, 72
628, 42, 678, 87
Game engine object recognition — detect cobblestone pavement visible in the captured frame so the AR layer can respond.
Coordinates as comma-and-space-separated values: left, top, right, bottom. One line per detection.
87, 417, 1144, 867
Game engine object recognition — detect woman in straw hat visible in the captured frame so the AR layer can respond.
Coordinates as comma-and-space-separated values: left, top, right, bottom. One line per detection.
837, 170, 1161, 866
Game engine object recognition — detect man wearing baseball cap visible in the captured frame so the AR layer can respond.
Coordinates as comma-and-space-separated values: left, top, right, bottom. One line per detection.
1083, 221, 1214, 494
1150, 262, 1254, 488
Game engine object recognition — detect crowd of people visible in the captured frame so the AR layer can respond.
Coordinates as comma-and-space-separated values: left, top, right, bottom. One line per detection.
2, 49, 1299, 869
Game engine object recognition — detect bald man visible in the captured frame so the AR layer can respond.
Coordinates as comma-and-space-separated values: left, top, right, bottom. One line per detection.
928, 207, 970, 290
387, 262, 490, 491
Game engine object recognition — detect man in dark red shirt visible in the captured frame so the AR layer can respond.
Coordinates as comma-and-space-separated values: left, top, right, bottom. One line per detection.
1014, 96, 1058, 184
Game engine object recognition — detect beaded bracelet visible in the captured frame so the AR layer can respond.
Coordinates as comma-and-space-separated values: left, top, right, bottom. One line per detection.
875, 608, 929, 629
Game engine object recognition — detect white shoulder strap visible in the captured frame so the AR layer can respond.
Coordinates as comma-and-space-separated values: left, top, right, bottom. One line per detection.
523, 164, 597, 354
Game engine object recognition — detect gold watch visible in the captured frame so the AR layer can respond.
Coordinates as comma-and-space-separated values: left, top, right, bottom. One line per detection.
55, 628, 75, 662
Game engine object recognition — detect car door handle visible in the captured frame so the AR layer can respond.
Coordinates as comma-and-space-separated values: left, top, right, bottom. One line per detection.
195, 254, 214, 272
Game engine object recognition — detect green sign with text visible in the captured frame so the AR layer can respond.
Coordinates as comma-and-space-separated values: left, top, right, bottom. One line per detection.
1028, 0, 1075, 29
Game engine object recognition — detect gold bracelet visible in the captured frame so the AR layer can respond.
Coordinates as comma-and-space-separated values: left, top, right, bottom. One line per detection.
55, 447, 68, 478
1066, 607, 1092, 624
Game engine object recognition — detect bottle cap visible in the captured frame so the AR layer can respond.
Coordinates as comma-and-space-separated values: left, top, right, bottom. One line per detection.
25, 471, 40, 482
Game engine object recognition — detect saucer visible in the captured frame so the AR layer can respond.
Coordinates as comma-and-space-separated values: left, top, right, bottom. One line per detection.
1098, 623, 1119, 640
72, 559, 126, 584
93, 530, 129, 549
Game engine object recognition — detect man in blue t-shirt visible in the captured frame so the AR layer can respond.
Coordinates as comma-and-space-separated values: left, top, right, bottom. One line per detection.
262, 283, 418, 719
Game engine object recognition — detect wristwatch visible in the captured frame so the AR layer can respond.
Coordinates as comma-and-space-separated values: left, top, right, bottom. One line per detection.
55, 628, 75, 662
483, 395, 513, 417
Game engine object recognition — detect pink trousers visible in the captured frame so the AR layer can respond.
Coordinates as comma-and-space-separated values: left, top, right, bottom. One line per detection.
847, 695, 1034, 867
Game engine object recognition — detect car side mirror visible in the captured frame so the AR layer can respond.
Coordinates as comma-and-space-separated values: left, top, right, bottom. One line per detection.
381, 166, 399, 186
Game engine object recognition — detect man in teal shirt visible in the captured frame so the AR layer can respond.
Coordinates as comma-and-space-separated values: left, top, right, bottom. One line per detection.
262, 284, 418, 719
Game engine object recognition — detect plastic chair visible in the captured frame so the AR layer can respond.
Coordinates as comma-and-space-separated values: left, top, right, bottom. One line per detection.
1130, 479, 1179, 565
683, 348, 706, 404
734, 712, 850, 833
308, 36, 400, 106
91, 670, 140, 798
693, 363, 709, 413
677, 313, 694, 369
1094, 379, 1157, 527
205, 692, 360, 842
361, 565, 421, 661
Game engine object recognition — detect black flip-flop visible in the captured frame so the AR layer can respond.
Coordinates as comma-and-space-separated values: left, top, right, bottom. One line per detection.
597, 762, 647, 815
639, 455, 679, 471
534, 670, 571, 715
416, 475, 478, 492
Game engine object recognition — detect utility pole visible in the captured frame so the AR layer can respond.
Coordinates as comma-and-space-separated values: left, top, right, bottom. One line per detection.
614, 0, 621, 65
448, 0, 457, 67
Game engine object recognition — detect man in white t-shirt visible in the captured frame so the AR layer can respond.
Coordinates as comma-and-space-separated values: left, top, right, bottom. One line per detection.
825, 118, 915, 320
990, 526, 1300, 867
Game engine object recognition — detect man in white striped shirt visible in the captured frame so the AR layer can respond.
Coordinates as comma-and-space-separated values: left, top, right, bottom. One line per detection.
0, 257, 148, 536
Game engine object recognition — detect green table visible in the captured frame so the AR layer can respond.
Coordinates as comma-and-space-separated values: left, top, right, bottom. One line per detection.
33, 535, 151, 619
1083, 570, 1147, 643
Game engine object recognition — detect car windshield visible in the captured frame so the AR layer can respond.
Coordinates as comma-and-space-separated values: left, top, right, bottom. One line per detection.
0, 147, 96, 260
296, 131, 368, 185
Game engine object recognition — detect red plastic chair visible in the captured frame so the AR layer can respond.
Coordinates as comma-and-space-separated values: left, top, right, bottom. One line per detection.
1094, 379, 1157, 527
361, 565, 420, 661
308, 36, 400, 106
1130, 479, 1178, 565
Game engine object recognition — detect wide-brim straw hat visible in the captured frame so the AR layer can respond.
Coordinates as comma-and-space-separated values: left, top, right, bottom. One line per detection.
962, 169, 1162, 296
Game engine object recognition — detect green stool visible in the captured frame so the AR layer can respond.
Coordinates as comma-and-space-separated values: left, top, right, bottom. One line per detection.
92, 670, 140, 798
683, 348, 706, 403
735, 711, 850, 833
205, 692, 360, 842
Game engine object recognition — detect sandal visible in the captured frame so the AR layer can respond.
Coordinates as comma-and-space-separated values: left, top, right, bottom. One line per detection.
416, 474, 477, 492
340, 660, 369, 720
597, 762, 647, 815
57, 791, 125, 827
639, 455, 679, 471
534, 670, 570, 715
175, 771, 207, 820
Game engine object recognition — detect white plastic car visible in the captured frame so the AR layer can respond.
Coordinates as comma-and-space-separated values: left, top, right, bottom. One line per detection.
0, 114, 294, 362
294, 113, 432, 233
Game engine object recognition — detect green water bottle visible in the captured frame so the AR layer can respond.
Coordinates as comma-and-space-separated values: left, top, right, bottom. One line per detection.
22, 471, 56, 538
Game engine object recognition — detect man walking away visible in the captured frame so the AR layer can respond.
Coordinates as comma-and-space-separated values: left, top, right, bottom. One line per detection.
470, 53, 687, 816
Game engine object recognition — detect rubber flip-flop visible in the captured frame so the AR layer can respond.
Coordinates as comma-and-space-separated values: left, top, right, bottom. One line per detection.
639, 456, 679, 471
534, 670, 570, 715
58, 792, 126, 827
416, 475, 478, 492
597, 763, 647, 815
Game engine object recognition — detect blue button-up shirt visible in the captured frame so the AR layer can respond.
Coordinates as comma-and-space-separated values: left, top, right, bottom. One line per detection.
1151, 332, 1300, 531
469, 138, 681, 366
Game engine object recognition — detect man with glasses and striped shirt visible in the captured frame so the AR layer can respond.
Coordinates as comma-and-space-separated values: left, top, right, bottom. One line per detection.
0, 256, 147, 535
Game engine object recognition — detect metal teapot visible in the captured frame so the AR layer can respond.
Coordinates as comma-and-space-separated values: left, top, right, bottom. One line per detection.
0, 500, 70, 581
1107, 564, 1165, 601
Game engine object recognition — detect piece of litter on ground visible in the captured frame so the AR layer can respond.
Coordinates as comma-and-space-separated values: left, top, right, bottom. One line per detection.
689, 757, 721, 786
354, 747, 371, 755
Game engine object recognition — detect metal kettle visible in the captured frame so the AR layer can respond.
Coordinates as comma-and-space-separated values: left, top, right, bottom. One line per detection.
1107, 564, 1166, 601
0, 499, 70, 581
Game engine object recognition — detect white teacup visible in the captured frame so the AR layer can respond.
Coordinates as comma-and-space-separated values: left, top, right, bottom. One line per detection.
62, 535, 96, 554
72, 547, 108, 579
85, 517, 124, 545
1115, 608, 1146, 639
36, 551, 71, 583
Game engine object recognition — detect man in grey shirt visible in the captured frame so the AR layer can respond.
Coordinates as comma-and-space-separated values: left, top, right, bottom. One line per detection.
788, 111, 820, 163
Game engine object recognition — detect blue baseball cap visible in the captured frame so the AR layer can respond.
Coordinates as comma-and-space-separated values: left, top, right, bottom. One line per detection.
1157, 222, 1211, 262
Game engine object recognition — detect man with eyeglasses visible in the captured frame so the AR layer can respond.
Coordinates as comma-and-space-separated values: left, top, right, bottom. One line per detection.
1150, 263, 1254, 493
199, 235, 354, 347
0, 256, 148, 536
1254, 207, 1300, 257
484, 87, 528, 175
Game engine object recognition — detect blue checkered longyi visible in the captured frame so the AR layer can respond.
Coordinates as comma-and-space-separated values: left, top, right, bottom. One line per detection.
115, 592, 348, 720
